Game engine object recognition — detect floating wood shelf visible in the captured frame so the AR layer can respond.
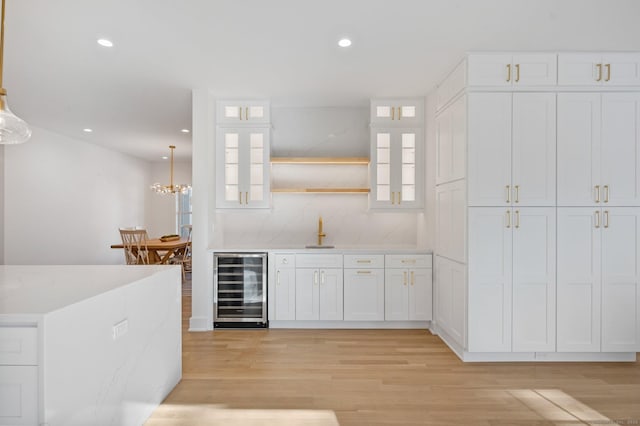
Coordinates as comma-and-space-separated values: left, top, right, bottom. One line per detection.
270, 157, 369, 165
272, 188, 370, 194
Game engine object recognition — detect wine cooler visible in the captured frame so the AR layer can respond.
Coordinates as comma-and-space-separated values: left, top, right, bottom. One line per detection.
213, 253, 268, 328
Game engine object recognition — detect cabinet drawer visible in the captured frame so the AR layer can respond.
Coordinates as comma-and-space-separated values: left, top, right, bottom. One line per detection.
296, 254, 343, 268
385, 254, 432, 269
274, 254, 296, 268
0, 327, 38, 366
344, 254, 384, 269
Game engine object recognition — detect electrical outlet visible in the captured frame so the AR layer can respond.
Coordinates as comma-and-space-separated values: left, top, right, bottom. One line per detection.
112, 319, 128, 340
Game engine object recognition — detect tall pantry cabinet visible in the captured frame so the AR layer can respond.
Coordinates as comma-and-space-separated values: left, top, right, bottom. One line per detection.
434, 52, 640, 361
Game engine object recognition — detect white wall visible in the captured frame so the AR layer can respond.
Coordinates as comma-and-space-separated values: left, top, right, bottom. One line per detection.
0, 145, 4, 264
4, 126, 151, 265
146, 161, 192, 237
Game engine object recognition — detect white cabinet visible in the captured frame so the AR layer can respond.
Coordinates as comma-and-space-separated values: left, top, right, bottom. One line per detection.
384, 255, 432, 321
344, 255, 385, 321
215, 127, 270, 208
295, 254, 343, 321
370, 99, 424, 126
273, 254, 296, 320
435, 180, 466, 263
558, 53, 640, 86
468, 207, 555, 352
468, 92, 556, 207
557, 93, 640, 207
216, 100, 270, 124
0, 326, 38, 426
434, 256, 466, 348
557, 207, 640, 352
370, 127, 423, 209
467, 54, 557, 87
435, 95, 466, 185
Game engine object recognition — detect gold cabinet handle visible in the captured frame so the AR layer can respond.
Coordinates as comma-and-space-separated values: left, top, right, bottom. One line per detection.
604, 210, 609, 228
314, 271, 318, 285
604, 185, 609, 203
356, 259, 371, 264
506, 64, 511, 82
515, 210, 520, 229
357, 270, 371, 274
239, 107, 243, 120
515, 64, 520, 82
605, 64, 611, 82
403, 271, 407, 286
245, 192, 249, 205
239, 191, 243, 205
391, 106, 395, 120
398, 191, 402, 205
596, 63, 603, 82
595, 210, 600, 228
506, 210, 511, 228
321, 271, 325, 284
398, 106, 403, 120
506, 185, 511, 203
410, 271, 415, 286
391, 192, 395, 205
514, 185, 519, 203
595, 185, 600, 203
245, 107, 249, 120
277, 270, 280, 286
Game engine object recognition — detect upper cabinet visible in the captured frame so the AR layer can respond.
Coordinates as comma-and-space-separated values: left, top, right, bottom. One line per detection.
467, 54, 557, 87
467, 92, 556, 207
558, 53, 640, 86
370, 99, 424, 126
215, 127, 270, 209
370, 98, 425, 210
216, 100, 270, 125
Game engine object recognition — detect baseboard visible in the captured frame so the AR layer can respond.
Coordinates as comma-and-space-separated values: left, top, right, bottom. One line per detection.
269, 320, 431, 329
188, 316, 212, 331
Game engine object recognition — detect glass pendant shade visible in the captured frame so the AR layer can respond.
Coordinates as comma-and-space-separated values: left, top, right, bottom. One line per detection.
0, 92, 31, 144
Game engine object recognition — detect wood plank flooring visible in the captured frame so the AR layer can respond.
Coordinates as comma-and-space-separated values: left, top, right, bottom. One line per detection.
145, 281, 640, 426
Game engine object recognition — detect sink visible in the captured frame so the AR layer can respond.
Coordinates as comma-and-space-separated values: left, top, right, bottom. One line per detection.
305, 245, 335, 249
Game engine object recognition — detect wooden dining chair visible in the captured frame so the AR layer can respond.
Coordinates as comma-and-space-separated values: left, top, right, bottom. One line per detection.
119, 228, 155, 265
170, 225, 192, 280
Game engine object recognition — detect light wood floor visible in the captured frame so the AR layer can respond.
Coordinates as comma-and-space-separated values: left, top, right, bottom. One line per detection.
146, 281, 640, 426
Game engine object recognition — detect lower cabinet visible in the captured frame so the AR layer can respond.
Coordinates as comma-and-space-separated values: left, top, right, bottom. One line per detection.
384, 255, 433, 321
344, 255, 385, 321
274, 267, 296, 320
434, 256, 466, 348
295, 268, 343, 320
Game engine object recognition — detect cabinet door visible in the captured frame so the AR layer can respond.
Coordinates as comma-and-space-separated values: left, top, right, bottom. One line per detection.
512, 54, 557, 86
370, 99, 424, 125
435, 96, 466, 185
216, 100, 270, 124
0, 366, 38, 426
408, 268, 433, 321
216, 128, 243, 208
557, 53, 602, 86
385, 268, 409, 320
601, 208, 640, 352
344, 269, 384, 321
318, 268, 343, 320
274, 268, 296, 320
468, 207, 512, 352
467, 54, 513, 87
557, 93, 601, 206
511, 93, 556, 206
435, 180, 466, 263
602, 53, 640, 86
601, 93, 640, 206
295, 269, 319, 320
512, 207, 556, 352
468, 93, 512, 206
557, 208, 601, 352
243, 128, 270, 208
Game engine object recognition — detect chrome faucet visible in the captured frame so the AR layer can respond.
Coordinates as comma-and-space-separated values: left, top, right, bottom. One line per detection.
317, 216, 326, 246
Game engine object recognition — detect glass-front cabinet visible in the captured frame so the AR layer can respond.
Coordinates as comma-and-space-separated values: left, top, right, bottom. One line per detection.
216, 100, 270, 124
371, 99, 424, 126
370, 127, 423, 209
216, 127, 270, 208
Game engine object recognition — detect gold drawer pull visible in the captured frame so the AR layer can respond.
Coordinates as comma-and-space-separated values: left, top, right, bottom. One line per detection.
357, 270, 372, 274
356, 260, 372, 263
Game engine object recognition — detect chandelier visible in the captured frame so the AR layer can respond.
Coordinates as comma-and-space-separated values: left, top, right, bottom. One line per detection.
0, 0, 31, 144
150, 145, 191, 194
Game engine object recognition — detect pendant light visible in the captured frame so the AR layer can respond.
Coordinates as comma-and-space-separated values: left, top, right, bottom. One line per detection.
150, 145, 191, 194
0, 0, 31, 144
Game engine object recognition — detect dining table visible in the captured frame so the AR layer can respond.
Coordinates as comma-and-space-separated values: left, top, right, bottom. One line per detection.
111, 237, 189, 264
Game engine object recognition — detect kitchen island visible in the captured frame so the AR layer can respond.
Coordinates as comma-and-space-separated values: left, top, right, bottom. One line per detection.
0, 265, 182, 426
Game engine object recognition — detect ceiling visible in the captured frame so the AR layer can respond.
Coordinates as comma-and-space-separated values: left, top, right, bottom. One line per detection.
5, 0, 640, 161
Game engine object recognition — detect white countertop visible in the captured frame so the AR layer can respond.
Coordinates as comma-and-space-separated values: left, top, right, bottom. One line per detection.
208, 246, 432, 254
0, 265, 178, 316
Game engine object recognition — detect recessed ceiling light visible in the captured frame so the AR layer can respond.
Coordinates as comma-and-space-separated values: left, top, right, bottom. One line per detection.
83, 128, 93, 133
181, 129, 190, 133
97, 38, 113, 47
338, 38, 352, 48
161, 156, 168, 160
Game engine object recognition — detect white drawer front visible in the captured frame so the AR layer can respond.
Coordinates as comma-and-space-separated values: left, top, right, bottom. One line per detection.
344, 254, 384, 269
385, 254, 432, 269
296, 254, 343, 268
274, 254, 296, 268
0, 327, 37, 366
0, 365, 38, 424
